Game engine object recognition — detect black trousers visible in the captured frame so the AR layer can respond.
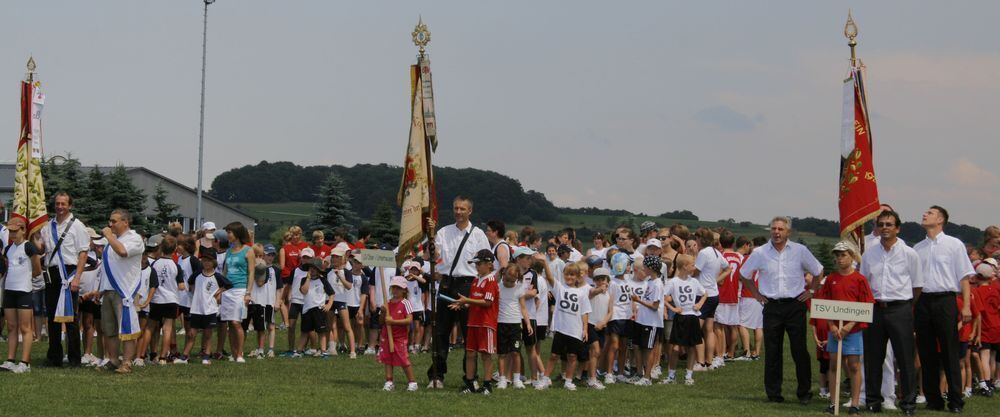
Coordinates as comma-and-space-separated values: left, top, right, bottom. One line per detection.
863, 301, 918, 412
914, 292, 963, 410
45, 265, 81, 366
762, 299, 811, 400
427, 275, 474, 381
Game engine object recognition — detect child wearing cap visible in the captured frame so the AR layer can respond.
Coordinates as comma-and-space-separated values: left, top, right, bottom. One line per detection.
972, 260, 999, 395
282, 247, 314, 356
630, 256, 666, 386
663, 254, 707, 385
180, 249, 231, 365
585, 268, 612, 389
295, 258, 335, 357
244, 243, 280, 359
379, 276, 417, 391
402, 260, 427, 355
496, 265, 533, 389
604, 252, 634, 384
453, 249, 500, 395
812, 242, 874, 415
328, 243, 357, 358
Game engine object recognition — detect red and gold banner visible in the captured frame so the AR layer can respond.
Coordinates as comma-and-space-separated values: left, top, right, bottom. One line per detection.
838, 67, 879, 244
397, 59, 437, 262
13, 79, 48, 236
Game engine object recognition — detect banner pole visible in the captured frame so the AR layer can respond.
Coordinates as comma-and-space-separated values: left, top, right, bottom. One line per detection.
833, 319, 844, 416
379, 267, 394, 353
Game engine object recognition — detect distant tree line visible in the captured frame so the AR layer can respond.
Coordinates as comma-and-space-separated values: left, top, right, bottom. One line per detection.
791, 216, 985, 246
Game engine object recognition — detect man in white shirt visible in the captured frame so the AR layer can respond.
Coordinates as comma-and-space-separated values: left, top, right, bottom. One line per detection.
427, 196, 490, 388
859, 210, 920, 415
739, 216, 823, 405
98, 209, 145, 373
40, 192, 90, 367
912, 206, 975, 413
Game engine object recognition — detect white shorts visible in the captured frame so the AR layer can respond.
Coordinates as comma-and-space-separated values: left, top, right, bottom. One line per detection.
219, 289, 248, 322
716, 303, 740, 326
739, 298, 763, 329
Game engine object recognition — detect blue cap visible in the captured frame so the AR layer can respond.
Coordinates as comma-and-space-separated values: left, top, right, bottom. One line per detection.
610, 252, 631, 276
263, 244, 277, 254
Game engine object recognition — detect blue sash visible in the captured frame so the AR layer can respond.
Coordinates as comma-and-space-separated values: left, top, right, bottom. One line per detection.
103, 245, 142, 340
52, 220, 76, 323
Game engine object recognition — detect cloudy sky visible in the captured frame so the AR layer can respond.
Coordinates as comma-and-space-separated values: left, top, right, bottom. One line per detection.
2, 1, 998, 227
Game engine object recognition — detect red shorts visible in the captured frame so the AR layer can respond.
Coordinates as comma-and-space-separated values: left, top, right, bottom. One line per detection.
465, 326, 496, 354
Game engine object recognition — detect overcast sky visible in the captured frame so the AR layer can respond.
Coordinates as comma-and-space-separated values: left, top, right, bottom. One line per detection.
3, 1, 998, 227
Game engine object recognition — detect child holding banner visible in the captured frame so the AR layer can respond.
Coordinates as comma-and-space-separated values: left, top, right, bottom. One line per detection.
813, 242, 874, 416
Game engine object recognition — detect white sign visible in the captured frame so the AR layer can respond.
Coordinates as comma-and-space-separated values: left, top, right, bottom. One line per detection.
357, 249, 396, 268
810, 299, 873, 323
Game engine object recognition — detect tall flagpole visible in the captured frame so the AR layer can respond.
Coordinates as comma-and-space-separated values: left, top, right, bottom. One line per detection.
196, 0, 216, 229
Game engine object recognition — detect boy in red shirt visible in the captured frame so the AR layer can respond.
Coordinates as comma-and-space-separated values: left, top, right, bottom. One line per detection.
973, 260, 999, 395
451, 249, 500, 395
956, 289, 981, 398
812, 241, 874, 416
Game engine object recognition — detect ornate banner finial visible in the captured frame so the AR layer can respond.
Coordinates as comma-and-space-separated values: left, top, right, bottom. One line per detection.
844, 10, 859, 65
412, 16, 431, 54
26, 56, 36, 82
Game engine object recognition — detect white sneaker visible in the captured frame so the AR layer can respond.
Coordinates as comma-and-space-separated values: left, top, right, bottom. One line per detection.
684, 376, 694, 385
0, 361, 16, 371
201, 359, 211, 365
819, 390, 831, 399
290, 352, 303, 358
383, 381, 395, 391
604, 374, 616, 385
495, 378, 509, 390
304, 349, 316, 356
435, 380, 444, 389
661, 376, 676, 384
534, 380, 548, 390
235, 357, 246, 364
407, 382, 418, 392
693, 363, 709, 372
132, 358, 145, 367
512, 379, 526, 389
963, 388, 972, 399
882, 402, 898, 411
587, 379, 606, 390
267, 350, 275, 358
173, 357, 188, 364
12, 363, 30, 374
634, 378, 652, 386
733, 355, 752, 362
563, 381, 577, 391
843, 400, 865, 407
80, 354, 96, 365
177, 328, 186, 336
915, 395, 926, 404
363, 348, 376, 355
651, 366, 662, 379
349, 352, 357, 359
615, 374, 629, 383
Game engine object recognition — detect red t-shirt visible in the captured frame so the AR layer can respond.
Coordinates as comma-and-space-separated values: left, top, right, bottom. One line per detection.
382, 298, 413, 343
811, 307, 831, 360
719, 251, 744, 304
740, 268, 758, 299
956, 294, 981, 343
281, 241, 309, 277
812, 270, 875, 333
467, 273, 500, 330
973, 284, 1000, 343
311, 244, 332, 261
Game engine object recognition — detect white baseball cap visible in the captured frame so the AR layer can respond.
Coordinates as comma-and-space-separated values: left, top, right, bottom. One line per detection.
300, 247, 315, 258
645, 238, 663, 249
202, 221, 217, 231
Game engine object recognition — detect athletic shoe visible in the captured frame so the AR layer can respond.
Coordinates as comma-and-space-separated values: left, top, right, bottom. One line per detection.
819, 390, 831, 399
290, 352, 303, 358
626, 375, 642, 385
534, 380, 548, 390
132, 358, 145, 367
173, 356, 189, 364
692, 363, 709, 372
480, 382, 493, 395
684, 377, 695, 386
495, 378, 509, 390
383, 381, 395, 391
512, 379, 526, 389
733, 355, 752, 362
80, 354, 98, 365
587, 379, 606, 390
882, 402, 898, 411
650, 366, 662, 379
563, 381, 577, 391
844, 400, 865, 407
235, 357, 247, 364
363, 347, 376, 355
914, 395, 926, 404
349, 352, 357, 359
13, 363, 31, 374
713, 357, 726, 368
723, 354, 733, 362
0, 361, 16, 371
604, 374, 616, 385
177, 328, 186, 336
266, 350, 275, 358
407, 382, 418, 392
157, 359, 167, 365
304, 349, 316, 356
994, 380, 1000, 389
661, 376, 676, 384
962, 388, 972, 399
749, 354, 760, 361
201, 358, 211, 365
281, 350, 295, 358
615, 374, 629, 383
634, 378, 652, 386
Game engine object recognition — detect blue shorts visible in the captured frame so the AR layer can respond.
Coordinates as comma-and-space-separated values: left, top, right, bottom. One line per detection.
827, 331, 863, 355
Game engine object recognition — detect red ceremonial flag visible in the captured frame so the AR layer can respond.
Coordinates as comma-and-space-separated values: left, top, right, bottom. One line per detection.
838, 66, 880, 244
13, 73, 48, 236
397, 61, 437, 262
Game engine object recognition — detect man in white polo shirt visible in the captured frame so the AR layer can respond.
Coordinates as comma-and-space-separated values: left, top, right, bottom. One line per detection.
912, 205, 975, 413
98, 209, 145, 374
739, 216, 823, 405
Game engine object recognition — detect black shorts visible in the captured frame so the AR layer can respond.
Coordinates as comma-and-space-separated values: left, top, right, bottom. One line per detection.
332, 301, 348, 314
412, 310, 428, 323
1, 290, 32, 310
699, 296, 720, 319
301, 307, 328, 333
586, 323, 605, 346
80, 299, 102, 319
959, 342, 969, 358
980, 342, 1000, 351
634, 324, 662, 350
178, 305, 191, 319
368, 308, 381, 330
818, 357, 830, 374
288, 302, 303, 320
497, 323, 522, 355
138, 310, 148, 319
149, 303, 179, 322
522, 319, 538, 347
536, 325, 548, 341
243, 304, 274, 331
348, 306, 360, 320
551, 331, 587, 361
189, 313, 219, 330
607, 319, 630, 337
669, 314, 703, 347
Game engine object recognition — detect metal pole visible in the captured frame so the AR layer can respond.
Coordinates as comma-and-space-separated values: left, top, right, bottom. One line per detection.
196, 0, 213, 227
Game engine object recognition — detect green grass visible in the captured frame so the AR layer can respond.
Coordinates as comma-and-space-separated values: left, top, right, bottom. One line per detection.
2, 327, 992, 416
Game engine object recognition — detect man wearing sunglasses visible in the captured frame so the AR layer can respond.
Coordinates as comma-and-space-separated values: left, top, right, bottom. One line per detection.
859, 210, 921, 415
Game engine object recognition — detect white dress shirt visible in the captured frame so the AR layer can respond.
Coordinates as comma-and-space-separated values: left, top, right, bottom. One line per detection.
860, 239, 923, 301
739, 240, 823, 299
40, 214, 90, 268
913, 232, 975, 293
434, 222, 490, 277
98, 229, 145, 293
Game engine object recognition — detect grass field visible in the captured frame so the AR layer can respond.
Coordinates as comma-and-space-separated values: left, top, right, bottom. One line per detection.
1, 327, 993, 416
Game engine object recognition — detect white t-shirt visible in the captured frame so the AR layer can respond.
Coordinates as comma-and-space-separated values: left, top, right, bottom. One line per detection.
370, 267, 396, 307
588, 286, 610, 326
608, 277, 634, 321
303, 275, 334, 311
98, 230, 144, 294
289, 267, 308, 304
407, 277, 425, 312
521, 270, 540, 320
191, 272, 224, 316
251, 266, 278, 307
137, 266, 153, 313
80, 267, 101, 295
346, 270, 364, 307
150, 257, 180, 305
550, 281, 592, 341
177, 256, 197, 307
3, 241, 39, 292
695, 246, 728, 297
588, 247, 610, 268
549, 259, 566, 285
665, 277, 706, 316
330, 268, 350, 303
534, 273, 550, 325
635, 278, 664, 328
498, 281, 526, 324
